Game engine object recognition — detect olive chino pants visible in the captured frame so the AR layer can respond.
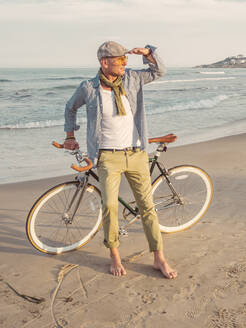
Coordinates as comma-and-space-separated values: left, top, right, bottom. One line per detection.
97, 149, 163, 251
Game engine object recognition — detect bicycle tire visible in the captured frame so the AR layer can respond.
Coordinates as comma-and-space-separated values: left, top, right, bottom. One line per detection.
26, 181, 102, 254
152, 165, 213, 233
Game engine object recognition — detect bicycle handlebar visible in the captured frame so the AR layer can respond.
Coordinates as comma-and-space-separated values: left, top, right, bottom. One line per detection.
52, 133, 177, 172
52, 141, 93, 172
52, 141, 64, 149
71, 159, 93, 172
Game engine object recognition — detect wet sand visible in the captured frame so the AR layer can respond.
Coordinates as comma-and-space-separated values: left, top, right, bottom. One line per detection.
0, 133, 246, 328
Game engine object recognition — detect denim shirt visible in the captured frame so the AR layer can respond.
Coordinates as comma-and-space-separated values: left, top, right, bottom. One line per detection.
64, 45, 165, 165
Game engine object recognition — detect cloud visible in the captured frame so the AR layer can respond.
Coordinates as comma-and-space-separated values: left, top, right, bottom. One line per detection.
0, 0, 125, 22
215, 0, 246, 2
0, 0, 245, 66
1, 0, 245, 24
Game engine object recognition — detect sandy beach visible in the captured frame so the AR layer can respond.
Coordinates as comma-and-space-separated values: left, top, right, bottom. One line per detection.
0, 133, 246, 328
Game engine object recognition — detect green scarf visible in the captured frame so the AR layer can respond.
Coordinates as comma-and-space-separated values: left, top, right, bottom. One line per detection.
99, 70, 127, 116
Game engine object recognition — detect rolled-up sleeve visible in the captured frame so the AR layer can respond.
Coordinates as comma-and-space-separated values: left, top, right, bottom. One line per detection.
64, 81, 86, 132
136, 44, 166, 85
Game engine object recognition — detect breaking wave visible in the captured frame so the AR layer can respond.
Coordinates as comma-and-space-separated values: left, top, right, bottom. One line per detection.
0, 118, 86, 130
148, 94, 229, 114
0, 79, 12, 82
152, 77, 235, 84
199, 71, 225, 75
45, 76, 92, 81
0, 120, 64, 130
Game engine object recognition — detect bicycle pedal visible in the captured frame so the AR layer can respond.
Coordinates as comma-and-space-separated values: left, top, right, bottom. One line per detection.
119, 229, 128, 236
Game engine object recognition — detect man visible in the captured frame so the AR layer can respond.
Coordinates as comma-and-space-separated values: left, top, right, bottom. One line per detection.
64, 41, 177, 279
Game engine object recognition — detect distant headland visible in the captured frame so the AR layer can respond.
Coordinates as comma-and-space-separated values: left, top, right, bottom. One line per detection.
195, 54, 246, 68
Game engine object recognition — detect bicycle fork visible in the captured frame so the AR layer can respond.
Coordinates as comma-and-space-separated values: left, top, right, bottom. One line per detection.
156, 162, 184, 205
62, 175, 89, 224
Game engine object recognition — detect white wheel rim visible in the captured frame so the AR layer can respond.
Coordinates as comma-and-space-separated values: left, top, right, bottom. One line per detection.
152, 166, 212, 233
29, 184, 102, 253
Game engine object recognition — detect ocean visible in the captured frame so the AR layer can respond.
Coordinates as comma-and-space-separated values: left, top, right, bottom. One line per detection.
0, 67, 246, 184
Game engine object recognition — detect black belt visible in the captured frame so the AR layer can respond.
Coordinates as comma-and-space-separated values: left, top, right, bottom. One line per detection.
100, 147, 141, 152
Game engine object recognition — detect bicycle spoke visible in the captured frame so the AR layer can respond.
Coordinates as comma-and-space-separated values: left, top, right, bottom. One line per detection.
62, 186, 70, 206
46, 196, 64, 216
173, 206, 181, 226
41, 220, 63, 246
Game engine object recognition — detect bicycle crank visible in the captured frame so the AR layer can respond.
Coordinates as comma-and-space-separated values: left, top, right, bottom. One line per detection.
119, 228, 128, 236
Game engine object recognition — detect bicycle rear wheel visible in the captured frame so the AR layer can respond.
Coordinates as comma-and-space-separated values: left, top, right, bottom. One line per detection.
26, 181, 102, 254
152, 165, 213, 233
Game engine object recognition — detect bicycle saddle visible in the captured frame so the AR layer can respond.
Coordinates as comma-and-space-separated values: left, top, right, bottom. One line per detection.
148, 133, 177, 144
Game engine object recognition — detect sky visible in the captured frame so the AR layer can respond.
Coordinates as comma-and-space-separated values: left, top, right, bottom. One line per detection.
0, 0, 245, 68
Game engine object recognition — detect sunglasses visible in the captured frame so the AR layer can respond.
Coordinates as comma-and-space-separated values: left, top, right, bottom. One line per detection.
106, 56, 128, 65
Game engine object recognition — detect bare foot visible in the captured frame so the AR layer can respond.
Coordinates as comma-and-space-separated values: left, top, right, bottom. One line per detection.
110, 248, 127, 277
153, 251, 177, 279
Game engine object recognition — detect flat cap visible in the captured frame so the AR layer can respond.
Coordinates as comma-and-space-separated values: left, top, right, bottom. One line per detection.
97, 41, 129, 61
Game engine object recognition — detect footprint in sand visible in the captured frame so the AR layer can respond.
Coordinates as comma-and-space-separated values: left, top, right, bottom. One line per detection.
225, 263, 246, 279
173, 282, 200, 301
208, 308, 238, 328
213, 262, 246, 298
184, 296, 210, 320
141, 290, 157, 305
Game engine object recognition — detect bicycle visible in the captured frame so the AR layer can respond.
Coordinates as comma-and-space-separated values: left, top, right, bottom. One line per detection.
26, 134, 213, 255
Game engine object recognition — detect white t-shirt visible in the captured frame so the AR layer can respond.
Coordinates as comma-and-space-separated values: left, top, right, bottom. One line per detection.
99, 86, 141, 149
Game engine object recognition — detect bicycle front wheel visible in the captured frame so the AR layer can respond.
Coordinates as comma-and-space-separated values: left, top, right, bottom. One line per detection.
152, 165, 213, 233
26, 181, 102, 254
